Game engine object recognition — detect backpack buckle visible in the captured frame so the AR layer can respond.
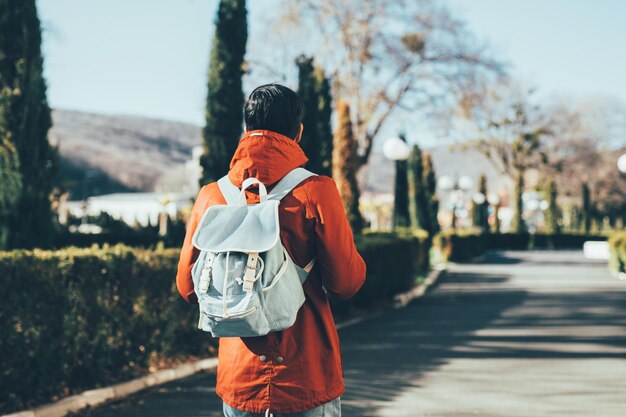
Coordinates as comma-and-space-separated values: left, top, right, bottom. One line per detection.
242, 253, 259, 292
198, 253, 216, 294
199, 266, 212, 293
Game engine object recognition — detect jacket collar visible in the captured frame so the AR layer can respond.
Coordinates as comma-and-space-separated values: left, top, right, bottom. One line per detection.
227, 130, 309, 188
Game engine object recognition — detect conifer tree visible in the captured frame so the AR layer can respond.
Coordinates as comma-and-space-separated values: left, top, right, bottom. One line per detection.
332, 101, 363, 233
297, 57, 318, 165
475, 174, 489, 233
513, 171, 526, 233
494, 202, 501, 233
582, 182, 591, 234
422, 151, 440, 234
392, 134, 410, 229
200, 0, 247, 184
545, 177, 560, 234
407, 144, 431, 232
314, 67, 333, 177
0, 138, 21, 248
0, 0, 59, 249
571, 206, 581, 232
296, 56, 333, 177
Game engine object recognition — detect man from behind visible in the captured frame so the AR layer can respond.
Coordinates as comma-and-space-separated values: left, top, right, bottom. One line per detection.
176, 83, 366, 416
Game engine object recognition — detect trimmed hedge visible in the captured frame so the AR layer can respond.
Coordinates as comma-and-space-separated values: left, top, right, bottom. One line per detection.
435, 232, 608, 262
529, 233, 607, 249
350, 232, 429, 307
609, 231, 626, 276
0, 245, 212, 413
52, 231, 162, 248
0, 234, 429, 413
486, 233, 531, 250
434, 231, 487, 262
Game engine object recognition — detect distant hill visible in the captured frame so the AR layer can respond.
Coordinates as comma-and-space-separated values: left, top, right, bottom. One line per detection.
50, 109, 201, 199
50, 109, 507, 201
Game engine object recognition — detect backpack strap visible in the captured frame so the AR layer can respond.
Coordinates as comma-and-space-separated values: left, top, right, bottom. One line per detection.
218, 168, 317, 205
217, 175, 241, 206
267, 168, 317, 202
269, 168, 318, 277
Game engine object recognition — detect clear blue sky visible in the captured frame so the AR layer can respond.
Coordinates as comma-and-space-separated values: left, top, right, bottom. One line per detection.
38, 0, 626, 126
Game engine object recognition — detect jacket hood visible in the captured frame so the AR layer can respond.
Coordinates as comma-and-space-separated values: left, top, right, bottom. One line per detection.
227, 130, 309, 188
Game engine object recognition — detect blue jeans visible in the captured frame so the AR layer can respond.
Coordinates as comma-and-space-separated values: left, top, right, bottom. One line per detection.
223, 397, 341, 417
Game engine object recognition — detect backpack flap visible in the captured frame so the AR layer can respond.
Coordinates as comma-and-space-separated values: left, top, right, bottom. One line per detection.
191, 200, 280, 253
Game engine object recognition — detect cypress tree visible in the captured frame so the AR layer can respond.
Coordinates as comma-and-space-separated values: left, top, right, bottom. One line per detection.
477, 174, 489, 233
513, 171, 526, 233
545, 177, 560, 234
0, 0, 59, 249
422, 151, 440, 235
332, 101, 363, 233
314, 66, 333, 177
582, 182, 591, 234
571, 206, 581, 232
470, 202, 477, 228
296, 56, 333, 177
200, 0, 247, 185
392, 134, 410, 229
0, 138, 21, 248
296, 56, 318, 169
494, 202, 501, 233
407, 144, 431, 232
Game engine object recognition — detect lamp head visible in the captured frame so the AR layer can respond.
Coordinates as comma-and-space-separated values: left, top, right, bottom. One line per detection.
383, 137, 411, 161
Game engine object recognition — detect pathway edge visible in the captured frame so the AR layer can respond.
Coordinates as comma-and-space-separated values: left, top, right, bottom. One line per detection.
2, 267, 446, 417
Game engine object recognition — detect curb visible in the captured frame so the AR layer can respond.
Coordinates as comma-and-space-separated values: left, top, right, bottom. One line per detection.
3, 267, 446, 417
1, 358, 218, 417
393, 265, 446, 308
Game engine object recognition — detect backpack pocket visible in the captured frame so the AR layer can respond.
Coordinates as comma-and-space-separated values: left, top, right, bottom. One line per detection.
262, 249, 307, 330
198, 291, 271, 337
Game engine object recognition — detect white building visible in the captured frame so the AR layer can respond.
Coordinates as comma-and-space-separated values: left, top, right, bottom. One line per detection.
59, 192, 195, 228
58, 145, 204, 229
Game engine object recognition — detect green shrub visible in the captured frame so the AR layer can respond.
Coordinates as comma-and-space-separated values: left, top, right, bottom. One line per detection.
486, 233, 531, 250
608, 231, 626, 275
434, 230, 486, 262
350, 232, 429, 307
435, 232, 608, 262
0, 245, 212, 413
530, 233, 606, 249
52, 231, 183, 249
0, 235, 430, 413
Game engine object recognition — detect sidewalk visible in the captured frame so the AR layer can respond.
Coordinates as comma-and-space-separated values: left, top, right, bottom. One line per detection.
67, 251, 626, 417
3, 268, 445, 417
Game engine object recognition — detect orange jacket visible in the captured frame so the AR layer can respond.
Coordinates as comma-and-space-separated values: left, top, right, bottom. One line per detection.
176, 130, 366, 413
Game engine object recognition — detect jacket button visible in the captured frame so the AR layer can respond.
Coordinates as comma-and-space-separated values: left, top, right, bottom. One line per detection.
259, 355, 267, 362
276, 356, 284, 364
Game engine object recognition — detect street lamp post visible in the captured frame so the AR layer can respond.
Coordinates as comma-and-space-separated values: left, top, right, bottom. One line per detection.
383, 136, 411, 230
523, 192, 548, 233
488, 193, 501, 233
472, 191, 486, 231
438, 175, 474, 229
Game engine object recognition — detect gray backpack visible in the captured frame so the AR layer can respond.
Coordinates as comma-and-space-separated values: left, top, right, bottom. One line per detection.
191, 168, 316, 337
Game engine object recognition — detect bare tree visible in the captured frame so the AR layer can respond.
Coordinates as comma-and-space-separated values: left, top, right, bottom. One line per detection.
455, 80, 550, 178
273, 0, 503, 170
541, 98, 626, 221
467, 90, 626, 222
541, 101, 602, 196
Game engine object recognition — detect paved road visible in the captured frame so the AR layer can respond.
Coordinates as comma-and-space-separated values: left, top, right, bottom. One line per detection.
77, 251, 626, 417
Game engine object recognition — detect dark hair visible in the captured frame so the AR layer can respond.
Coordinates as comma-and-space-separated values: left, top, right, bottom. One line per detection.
244, 83, 305, 140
